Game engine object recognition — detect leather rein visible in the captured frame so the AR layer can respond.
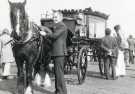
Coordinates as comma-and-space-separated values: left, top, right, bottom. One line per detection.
12, 24, 44, 65
12, 23, 41, 45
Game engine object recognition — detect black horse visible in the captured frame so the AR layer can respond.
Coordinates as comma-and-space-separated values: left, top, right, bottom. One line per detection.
8, 0, 51, 94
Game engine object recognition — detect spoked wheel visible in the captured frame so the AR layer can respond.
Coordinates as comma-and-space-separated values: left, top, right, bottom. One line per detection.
77, 46, 88, 84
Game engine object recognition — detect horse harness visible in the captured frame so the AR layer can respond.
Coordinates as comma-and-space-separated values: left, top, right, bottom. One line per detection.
11, 25, 45, 66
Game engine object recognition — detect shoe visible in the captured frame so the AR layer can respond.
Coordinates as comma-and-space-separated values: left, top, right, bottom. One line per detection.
2, 76, 8, 80
0, 79, 3, 82
101, 75, 105, 78
8, 76, 15, 79
106, 77, 112, 80
126, 65, 130, 67
55, 91, 61, 94
120, 75, 125, 77
113, 76, 118, 80
55, 92, 59, 94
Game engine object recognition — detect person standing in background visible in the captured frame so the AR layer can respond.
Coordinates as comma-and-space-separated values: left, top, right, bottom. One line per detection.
101, 28, 118, 80
0, 35, 2, 73
124, 41, 130, 67
114, 25, 126, 77
75, 13, 83, 37
133, 38, 135, 62
0, 28, 15, 80
127, 35, 135, 64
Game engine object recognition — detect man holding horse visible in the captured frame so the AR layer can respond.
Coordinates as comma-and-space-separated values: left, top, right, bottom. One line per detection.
40, 11, 67, 94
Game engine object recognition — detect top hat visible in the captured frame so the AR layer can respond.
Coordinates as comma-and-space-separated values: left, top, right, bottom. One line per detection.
76, 13, 83, 20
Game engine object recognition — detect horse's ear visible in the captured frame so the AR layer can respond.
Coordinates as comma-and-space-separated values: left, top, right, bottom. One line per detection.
23, 0, 27, 5
8, 0, 12, 5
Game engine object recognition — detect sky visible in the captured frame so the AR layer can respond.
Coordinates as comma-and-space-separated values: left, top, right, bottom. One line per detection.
0, 0, 135, 38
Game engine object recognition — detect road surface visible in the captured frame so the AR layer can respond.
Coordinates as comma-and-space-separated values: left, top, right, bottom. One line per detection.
0, 63, 135, 94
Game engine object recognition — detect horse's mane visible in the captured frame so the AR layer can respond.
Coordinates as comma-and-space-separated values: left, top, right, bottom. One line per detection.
9, 3, 29, 32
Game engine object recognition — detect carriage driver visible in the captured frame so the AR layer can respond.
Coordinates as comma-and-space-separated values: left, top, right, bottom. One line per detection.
75, 13, 84, 37
40, 10, 67, 94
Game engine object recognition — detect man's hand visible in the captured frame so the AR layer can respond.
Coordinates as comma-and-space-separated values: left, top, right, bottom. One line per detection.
40, 31, 47, 36
108, 49, 112, 56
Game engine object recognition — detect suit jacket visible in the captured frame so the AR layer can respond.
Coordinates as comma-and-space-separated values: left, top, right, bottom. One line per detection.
50, 21, 68, 56
115, 32, 122, 48
101, 35, 118, 57
127, 38, 135, 51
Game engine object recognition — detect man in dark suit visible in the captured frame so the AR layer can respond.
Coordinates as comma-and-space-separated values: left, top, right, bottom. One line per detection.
40, 11, 67, 94
101, 28, 118, 80
50, 11, 68, 94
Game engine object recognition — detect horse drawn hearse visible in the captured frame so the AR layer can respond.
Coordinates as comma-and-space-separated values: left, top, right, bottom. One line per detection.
8, 0, 108, 93
41, 8, 109, 84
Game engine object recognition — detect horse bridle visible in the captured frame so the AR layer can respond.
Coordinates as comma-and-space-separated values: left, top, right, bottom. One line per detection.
12, 23, 44, 66
11, 23, 41, 45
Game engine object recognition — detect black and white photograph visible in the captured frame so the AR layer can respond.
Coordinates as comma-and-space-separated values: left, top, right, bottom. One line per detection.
0, 0, 135, 94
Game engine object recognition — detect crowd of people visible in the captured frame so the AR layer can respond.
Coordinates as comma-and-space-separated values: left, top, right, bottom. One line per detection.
102, 25, 135, 80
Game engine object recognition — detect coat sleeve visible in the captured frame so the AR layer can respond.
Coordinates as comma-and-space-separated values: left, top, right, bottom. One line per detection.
116, 32, 122, 47
49, 24, 66, 40
134, 40, 135, 49
0, 40, 2, 51
101, 38, 109, 52
113, 37, 118, 48
41, 26, 52, 35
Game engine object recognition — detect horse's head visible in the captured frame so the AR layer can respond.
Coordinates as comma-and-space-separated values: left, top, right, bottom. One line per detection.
9, 0, 29, 41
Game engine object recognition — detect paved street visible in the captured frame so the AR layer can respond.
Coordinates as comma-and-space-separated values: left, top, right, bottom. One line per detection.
0, 63, 135, 94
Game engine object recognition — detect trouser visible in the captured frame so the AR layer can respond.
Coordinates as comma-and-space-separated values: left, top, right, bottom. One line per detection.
129, 50, 134, 64
53, 56, 67, 94
124, 49, 129, 65
98, 58, 105, 75
104, 56, 116, 79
